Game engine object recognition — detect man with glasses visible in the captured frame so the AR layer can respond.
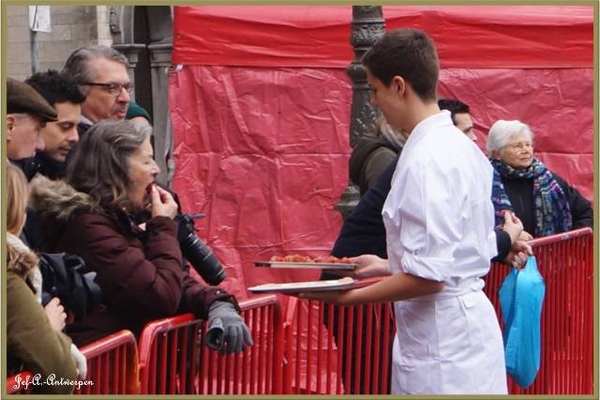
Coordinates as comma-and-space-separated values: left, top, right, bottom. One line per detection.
62, 45, 133, 135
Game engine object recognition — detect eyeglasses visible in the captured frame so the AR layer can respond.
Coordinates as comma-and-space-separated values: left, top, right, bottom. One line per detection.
83, 82, 134, 96
504, 141, 533, 152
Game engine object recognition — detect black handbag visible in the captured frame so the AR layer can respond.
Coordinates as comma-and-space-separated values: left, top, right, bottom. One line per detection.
39, 252, 103, 321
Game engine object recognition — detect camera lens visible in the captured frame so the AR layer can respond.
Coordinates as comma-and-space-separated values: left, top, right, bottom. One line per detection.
176, 213, 227, 286
179, 229, 226, 285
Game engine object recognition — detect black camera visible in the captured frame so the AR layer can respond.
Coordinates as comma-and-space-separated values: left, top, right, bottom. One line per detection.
176, 213, 227, 286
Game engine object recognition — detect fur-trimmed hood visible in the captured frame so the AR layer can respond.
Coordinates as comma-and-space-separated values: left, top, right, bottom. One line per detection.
29, 174, 102, 224
29, 175, 104, 251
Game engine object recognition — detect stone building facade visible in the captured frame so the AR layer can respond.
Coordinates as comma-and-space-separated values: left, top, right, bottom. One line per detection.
6, 5, 113, 81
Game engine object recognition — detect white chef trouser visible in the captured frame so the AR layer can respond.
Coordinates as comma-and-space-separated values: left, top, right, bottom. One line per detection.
391, 290, 507, 395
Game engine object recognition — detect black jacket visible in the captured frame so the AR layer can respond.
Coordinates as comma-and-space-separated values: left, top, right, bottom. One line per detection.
12, 154, 67, 252
501, 171, 592, 237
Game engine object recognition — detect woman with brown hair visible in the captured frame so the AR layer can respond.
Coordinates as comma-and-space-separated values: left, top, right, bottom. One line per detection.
30, 120, 252, 354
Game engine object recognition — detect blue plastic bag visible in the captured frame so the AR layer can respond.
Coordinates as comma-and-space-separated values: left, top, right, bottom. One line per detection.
498, 255, 546, 389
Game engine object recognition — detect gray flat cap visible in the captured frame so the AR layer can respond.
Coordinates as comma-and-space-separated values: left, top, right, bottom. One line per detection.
7, 77, 57, 122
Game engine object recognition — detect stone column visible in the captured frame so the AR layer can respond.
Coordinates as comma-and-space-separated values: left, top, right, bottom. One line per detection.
147, 43, 173, 185
335, 6, 385, 220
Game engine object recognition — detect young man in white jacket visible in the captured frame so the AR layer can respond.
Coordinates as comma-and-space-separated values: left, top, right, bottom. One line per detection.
301, 28, 508, 395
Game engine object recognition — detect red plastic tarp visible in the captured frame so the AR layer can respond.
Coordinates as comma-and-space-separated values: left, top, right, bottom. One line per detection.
173, 5, 593, 69
170, 5, 594, 300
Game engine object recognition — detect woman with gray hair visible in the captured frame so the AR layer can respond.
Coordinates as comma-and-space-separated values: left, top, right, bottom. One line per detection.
29, 120, 253, 354
487, 119, 592, 239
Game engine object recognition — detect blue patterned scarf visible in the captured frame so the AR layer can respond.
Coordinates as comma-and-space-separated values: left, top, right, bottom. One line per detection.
490, 158, 572, 237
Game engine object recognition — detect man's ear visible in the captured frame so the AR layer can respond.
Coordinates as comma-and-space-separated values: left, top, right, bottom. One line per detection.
6, 114, 16, 141
392, 76, 406, 96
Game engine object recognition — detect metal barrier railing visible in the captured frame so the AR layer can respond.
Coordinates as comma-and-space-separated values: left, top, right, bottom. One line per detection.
6, 228, 592, 395
137, 294, 284, 394
137, 313, 201, 394
282, 285, 394, 395
483, 227, 594, 394
282, 228, 594, 395
76, 330, 139, 394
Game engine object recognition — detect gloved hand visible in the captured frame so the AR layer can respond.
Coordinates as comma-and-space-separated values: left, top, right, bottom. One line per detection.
70, 343, 88, 379
205, 301, 253, 354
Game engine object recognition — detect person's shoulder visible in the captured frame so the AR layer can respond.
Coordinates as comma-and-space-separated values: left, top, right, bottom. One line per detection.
6, 271, 36, 303
354, 135, 397, 150
350, 136, 399, 174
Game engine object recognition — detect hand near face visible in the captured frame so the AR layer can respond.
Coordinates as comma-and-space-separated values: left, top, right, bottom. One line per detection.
44, 297, 67, 332
150, 184, 178, 219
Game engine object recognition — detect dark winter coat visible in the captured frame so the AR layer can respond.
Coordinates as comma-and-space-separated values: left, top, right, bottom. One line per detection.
29, 176, 236, 346
349, 136, 399, 197
501, 172, 593, 236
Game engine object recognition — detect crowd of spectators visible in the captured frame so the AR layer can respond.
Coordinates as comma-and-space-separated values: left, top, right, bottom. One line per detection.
5, 34, 592, 395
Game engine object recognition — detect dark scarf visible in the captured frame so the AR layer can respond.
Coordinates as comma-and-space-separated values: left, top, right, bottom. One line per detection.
491, 158, 572, 237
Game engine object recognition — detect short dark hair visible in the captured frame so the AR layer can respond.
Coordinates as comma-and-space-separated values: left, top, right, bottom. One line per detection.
438, 98, 470, 125
362, 28, 439, 101
25, 69, 86, 106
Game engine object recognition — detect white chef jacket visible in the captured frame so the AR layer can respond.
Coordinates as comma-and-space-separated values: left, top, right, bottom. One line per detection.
383, 111, 507, 394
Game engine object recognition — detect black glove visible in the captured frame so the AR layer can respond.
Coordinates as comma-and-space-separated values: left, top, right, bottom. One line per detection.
205, 301, 253, 354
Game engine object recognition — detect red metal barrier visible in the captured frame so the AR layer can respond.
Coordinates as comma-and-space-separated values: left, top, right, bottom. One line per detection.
484, 227, 594, 394
10, 228, 586, 395
283, 228, 593, 395
6, 371, 33, 394
5, 331, 138, 395
76, 330, 139, 394
282, 295, 394, 394
137, 295, 284, 394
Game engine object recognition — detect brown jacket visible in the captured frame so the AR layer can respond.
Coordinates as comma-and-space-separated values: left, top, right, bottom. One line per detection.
29, 176, 236, 346
6, 233, 77, 394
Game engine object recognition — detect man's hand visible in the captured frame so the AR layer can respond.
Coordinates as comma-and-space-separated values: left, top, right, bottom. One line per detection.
518, 231, 534, 241
321, 254, 390, 279
504, 240, 533, 269
349, 254, 391, 279
500, 210, 523, 243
